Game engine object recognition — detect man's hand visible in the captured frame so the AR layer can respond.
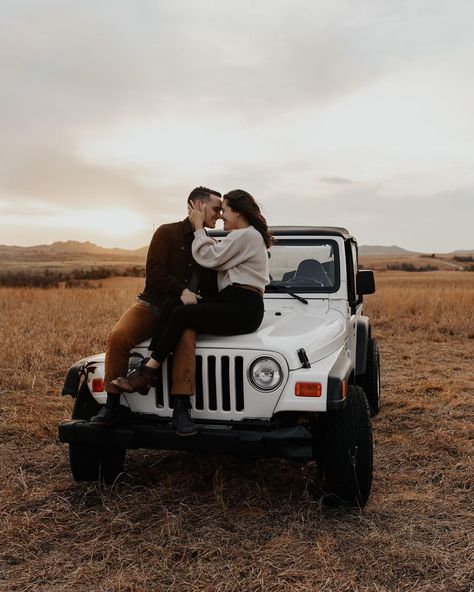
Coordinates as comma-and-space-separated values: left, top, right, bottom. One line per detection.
180, 288, 201, 305
188, 201, 205, 230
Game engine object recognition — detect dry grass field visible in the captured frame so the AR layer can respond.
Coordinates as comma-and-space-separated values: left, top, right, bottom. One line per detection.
0, 272, 473, 592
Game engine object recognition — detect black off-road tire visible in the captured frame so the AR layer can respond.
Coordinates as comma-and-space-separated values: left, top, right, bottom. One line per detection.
358, 338, 381, 417
313, 385, 373, 507
69, 382, 126, 484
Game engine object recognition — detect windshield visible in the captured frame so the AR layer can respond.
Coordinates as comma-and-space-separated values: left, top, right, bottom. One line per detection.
266, 239, 340, 293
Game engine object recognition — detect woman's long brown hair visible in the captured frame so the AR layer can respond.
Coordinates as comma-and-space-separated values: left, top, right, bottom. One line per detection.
223, 189, 273, 248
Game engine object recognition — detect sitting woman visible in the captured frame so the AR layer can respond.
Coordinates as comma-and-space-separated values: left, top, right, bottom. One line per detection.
112, 189, 272, 435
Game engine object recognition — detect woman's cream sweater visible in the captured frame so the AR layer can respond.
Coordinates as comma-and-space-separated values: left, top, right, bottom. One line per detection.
192, 226, 269, 292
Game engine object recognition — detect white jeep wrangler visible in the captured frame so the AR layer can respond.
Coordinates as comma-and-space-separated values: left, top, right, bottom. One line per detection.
59, 226, 380, 507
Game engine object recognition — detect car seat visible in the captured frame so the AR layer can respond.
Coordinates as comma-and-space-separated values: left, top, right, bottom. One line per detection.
294, 259, 331, 286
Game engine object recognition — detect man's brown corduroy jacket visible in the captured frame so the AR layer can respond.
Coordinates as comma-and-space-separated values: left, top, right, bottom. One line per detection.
139, 218, 217, 310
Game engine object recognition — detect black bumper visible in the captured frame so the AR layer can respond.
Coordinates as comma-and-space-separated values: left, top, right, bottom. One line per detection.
58, 420, 313, 461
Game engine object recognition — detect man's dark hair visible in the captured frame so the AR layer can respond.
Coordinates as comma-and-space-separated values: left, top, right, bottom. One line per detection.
188, 186, 221, 204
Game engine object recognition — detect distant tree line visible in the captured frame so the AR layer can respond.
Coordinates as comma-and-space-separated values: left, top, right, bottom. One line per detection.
388, 261, 474, 272
387, 263, 438, 272
0, 265, 145, 288
453, 255, 473, 262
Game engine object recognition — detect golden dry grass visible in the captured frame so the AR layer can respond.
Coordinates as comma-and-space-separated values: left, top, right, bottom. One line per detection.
0, 272, 473, 592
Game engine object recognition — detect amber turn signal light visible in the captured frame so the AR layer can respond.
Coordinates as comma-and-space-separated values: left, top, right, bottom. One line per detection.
295, 382, 322, 397
341, 380, 347, 399
91, 378, 105, 393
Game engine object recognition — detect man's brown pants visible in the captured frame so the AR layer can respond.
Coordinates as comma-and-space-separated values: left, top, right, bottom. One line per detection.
104, 302, 196, 396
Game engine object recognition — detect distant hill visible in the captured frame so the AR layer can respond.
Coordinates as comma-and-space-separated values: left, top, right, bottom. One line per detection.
0, 241, 148, 261
449, 249, 474, 255
358, 245, 418, 256
44, 240, 147, 256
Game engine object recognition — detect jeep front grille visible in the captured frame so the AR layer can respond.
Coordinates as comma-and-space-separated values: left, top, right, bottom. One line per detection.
154, 354, 245, 413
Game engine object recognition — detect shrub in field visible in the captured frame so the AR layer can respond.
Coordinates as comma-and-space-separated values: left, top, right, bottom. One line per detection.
387, 262, 438, 272
453, 255, 473, 262
123, 265, 146, 277
0, 265, 145, 288
0, 271, 61, 288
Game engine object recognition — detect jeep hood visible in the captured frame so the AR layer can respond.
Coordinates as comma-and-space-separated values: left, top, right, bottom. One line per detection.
84, 306, 346, 372
196, 307, 345, 369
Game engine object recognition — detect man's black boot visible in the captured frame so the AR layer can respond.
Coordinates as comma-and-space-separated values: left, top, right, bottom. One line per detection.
172, 396, 197, 436
90, 393, 122, 426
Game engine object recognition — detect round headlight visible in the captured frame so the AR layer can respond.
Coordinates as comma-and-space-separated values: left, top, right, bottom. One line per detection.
249, 357, 283, 391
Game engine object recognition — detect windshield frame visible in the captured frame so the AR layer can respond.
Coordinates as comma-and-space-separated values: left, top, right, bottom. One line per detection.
266, 238, 341, 294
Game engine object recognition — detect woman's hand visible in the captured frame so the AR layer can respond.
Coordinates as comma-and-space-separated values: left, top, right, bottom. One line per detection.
188, 201, 206, 230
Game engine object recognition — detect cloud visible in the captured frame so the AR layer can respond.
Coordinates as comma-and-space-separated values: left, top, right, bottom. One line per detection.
320, 177, 355, 185
263, 182, 473, 252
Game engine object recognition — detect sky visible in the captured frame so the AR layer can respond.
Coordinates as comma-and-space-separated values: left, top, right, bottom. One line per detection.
1, 0, 473, 252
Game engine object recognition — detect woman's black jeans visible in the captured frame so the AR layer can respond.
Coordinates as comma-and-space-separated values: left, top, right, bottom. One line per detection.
150, 286, 264, 363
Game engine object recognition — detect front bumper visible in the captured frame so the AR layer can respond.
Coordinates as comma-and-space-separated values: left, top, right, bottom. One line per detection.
58, 419, 313, 461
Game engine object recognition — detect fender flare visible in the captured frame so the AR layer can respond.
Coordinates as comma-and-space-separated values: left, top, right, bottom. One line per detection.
61, 358, 97, 397
355, 316, 371, 376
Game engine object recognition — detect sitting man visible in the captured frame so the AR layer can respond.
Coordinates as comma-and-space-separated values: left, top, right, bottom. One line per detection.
91, 186, 222, 435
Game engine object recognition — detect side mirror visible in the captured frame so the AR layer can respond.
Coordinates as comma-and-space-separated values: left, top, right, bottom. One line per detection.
357, 270, 375, 294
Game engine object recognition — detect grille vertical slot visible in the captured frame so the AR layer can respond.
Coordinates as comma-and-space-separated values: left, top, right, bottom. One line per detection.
154, 365, 164, 408
208, 356, 217, 410
221, 356, 230, 411
166, 355, 174, 407
195, 355, 203, 410
235, 356, 244, 411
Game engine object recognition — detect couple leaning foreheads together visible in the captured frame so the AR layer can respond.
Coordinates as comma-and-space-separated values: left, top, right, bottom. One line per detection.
91, 187, 273, 436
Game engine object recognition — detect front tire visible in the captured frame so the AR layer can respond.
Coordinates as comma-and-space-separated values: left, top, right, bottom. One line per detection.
358, 338, 381, 417
69, 382, 126, 484
313, 385, 373, 507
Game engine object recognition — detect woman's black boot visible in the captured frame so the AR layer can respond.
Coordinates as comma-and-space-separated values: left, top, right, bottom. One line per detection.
90, 393, 122, 426
172, 396, 197, 436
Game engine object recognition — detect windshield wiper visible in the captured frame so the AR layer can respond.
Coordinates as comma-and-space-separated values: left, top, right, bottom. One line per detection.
265, 283, 308, 304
